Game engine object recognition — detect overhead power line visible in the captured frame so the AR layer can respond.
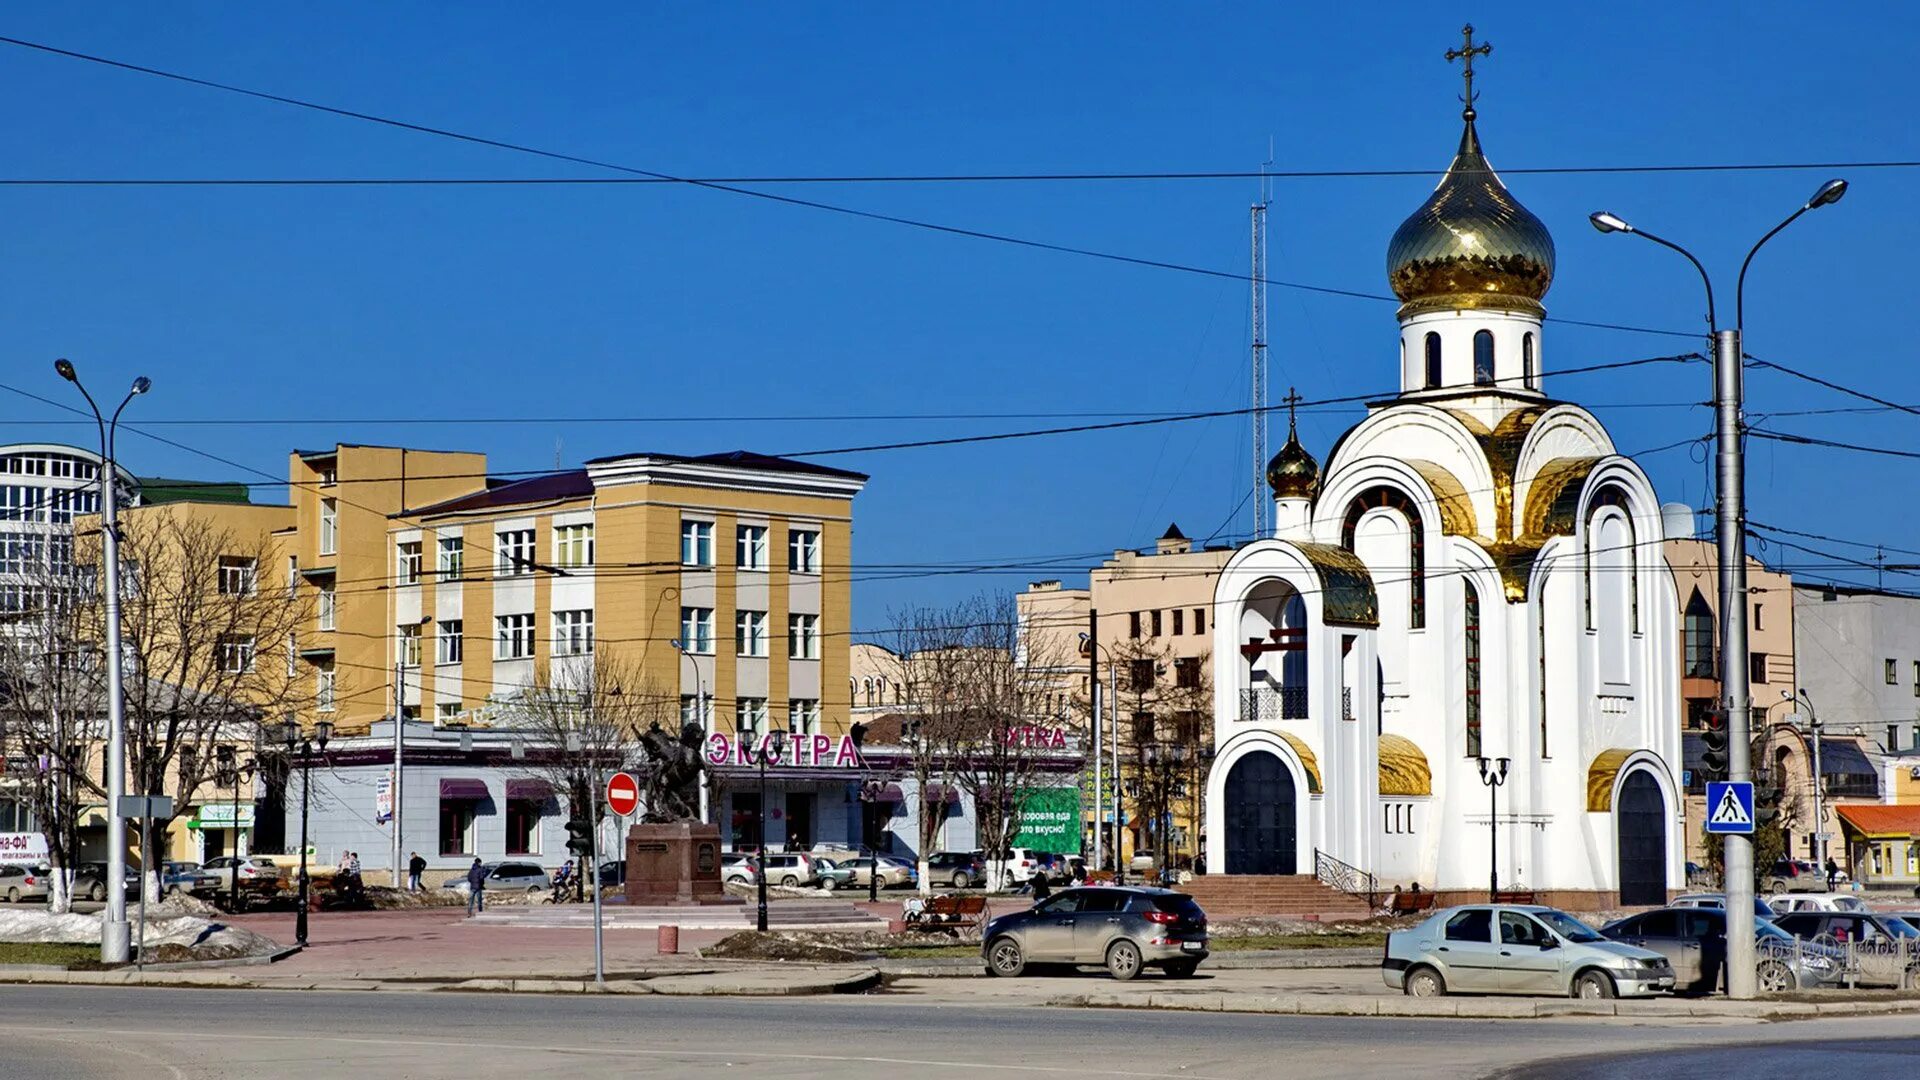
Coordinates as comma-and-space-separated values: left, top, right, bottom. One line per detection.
0, 34, 1692, 341
1748, 427, 1920, 462
1746, 356, 1920, 420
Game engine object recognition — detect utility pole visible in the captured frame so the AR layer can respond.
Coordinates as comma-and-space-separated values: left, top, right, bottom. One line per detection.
390, 661, 404, 889
1249, 190, 1271, 539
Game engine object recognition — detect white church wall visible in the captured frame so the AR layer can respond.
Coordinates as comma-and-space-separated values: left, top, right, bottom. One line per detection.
1320, 409, 1498, 541
1396, 307, 1545, 397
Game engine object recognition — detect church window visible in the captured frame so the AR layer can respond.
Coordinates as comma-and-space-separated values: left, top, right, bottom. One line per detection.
1538, 611, 1548, 758
1464, 580, 1483, 759
1522, 332, 1536, 389
1583, 486, 1638, 632
1683, 590, 1715, 678
1473, 330, 1495, 386
1424, 332, 1443, 389
1341, 487, 1425, 629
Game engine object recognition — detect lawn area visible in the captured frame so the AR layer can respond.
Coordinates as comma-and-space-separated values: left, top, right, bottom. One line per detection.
877, 931, 1387, 959
0, 942, 101, 967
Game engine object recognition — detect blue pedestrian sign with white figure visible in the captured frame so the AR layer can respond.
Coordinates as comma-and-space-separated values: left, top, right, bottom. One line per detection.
1705, 781, 1755, 834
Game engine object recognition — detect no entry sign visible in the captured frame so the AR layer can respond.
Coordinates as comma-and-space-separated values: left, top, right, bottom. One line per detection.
605, 771, 641, 817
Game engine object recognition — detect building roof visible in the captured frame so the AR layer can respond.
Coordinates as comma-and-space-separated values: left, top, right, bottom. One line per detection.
1159, 522, 1188, 541
135, 477, 252, 505
582, 449, 867, 481
1834, 804, 1920, 841
1819, 738, 1877, 779
404, 470, 593, 517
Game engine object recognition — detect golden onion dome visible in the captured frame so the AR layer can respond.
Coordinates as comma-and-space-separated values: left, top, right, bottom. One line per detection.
1386, 116, 1555, 317
1266, 424, 1320, 501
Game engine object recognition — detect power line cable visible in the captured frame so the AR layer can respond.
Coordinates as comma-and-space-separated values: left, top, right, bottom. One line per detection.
1746, 355, 1920, 420
0, 33, 1693, 341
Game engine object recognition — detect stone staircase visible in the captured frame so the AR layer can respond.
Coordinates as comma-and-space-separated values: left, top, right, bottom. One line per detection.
1178, 875, 1376, 921
471, 899, 886, 931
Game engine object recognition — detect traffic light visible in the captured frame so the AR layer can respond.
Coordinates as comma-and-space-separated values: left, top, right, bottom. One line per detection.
1700, 708, 1729, 781
1754, 776, 1783, 829
565, 817, 594, 857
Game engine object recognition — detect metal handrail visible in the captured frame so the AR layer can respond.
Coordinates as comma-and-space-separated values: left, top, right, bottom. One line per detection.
1313, 847, 1377, 909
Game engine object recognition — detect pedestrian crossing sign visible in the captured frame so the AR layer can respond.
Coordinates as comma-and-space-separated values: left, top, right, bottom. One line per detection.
1705, 781, 1754, 834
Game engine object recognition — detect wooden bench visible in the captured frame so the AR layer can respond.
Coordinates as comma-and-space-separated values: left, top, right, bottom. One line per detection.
1493, 890, 1538, 905
907, 893, 989, 934
1388, 891, 1438, 916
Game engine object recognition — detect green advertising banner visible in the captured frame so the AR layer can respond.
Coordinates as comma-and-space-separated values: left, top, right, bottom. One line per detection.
1011, 787, 1081, 855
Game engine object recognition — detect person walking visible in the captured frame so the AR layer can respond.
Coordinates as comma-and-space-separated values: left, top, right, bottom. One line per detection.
1029, 869, 1052, 906
465, 857, 486, 916
407, 851, 426, 892
1825, 856, 1841, 891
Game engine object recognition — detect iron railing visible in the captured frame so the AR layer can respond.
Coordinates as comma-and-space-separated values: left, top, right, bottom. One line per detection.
1313, 847, 1376, 909
1240, 686, 1308, 723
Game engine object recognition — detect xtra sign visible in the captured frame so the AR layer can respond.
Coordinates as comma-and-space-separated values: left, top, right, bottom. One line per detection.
704, 733, 862, 769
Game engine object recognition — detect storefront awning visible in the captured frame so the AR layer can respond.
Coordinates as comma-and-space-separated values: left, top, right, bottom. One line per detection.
439, 778, 489, 800
504, 778, 552, 801
863, 781, 959, 804
1835, 804, 1920, 841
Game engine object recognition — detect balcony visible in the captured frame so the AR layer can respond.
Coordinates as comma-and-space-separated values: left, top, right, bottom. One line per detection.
1240, 686, 1308, 723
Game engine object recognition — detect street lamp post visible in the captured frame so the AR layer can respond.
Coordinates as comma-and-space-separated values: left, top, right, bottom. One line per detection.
747, 729, 788, 932
1476, 756, 1510, 902
216, 746, 258, 915
1077, 633, 1118, 877
279, 718, 332, 947
54, 359, 148, 964
1795, 689, 1827, 867
1591, 178, 1848, 999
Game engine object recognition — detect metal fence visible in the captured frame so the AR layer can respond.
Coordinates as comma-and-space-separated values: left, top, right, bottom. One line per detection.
1239, 686, 1308, 723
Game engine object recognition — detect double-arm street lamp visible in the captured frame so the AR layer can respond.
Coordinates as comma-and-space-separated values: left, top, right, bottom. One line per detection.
1590, 177, 1848, 999
1077, 632, 1117, 877
744, 729, 788, 932
214, 743, 259, 914
1475, 756, 1510, 902
54, 359, 149, 964
277, 718, 332, 946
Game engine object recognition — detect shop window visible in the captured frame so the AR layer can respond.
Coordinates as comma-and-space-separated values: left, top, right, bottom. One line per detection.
731, 792, 762, 851
505, 800, 541, 855
439, 802, 476, 856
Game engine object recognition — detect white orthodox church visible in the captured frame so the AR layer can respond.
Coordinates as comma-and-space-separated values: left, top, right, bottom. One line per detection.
1201, 61, 1683, 904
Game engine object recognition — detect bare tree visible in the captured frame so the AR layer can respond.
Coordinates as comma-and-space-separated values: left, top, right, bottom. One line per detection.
0, 572, 96, 912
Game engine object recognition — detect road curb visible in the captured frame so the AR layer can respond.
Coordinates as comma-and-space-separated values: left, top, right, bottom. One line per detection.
1052, 991, 1920, 1021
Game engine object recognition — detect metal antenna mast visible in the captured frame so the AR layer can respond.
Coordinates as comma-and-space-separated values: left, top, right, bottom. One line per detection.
1249, 149, 1272, 538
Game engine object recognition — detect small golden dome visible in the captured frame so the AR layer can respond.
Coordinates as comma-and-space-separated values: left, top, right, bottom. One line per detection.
1386, 117, 1555, 317
1267, 427, 1320, 501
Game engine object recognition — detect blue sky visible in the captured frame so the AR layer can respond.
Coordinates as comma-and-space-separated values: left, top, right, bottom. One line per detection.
1, 4, 1915, 625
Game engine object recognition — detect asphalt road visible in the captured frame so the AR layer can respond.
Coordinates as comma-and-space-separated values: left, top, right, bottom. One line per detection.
0, 987, 1917, 1079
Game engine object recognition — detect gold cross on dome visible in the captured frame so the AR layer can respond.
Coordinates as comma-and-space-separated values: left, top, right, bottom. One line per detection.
1282, 386, 1304, 433
1445, 24, 1493, 117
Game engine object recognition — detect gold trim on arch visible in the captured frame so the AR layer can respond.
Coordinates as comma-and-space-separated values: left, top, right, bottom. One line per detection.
1586, 748, 1637, 812
1378, 734, 1432, 797
1405, 459, 1478, 538
1276, 732, 1324, 795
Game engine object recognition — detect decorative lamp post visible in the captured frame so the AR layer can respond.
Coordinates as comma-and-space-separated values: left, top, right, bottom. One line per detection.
213, 743, 258, 913
54, 359, 148, 964
280, 717, 332, 945
1077, 632, 1117, 876
748, 729, 788, 932
1476, 756, 1510, 902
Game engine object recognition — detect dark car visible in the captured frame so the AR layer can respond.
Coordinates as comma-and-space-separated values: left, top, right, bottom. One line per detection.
73, 861, 138, 902
927, 851, 985, 889
1600, 907, 1840, 994
597, 860, 626, 887
981, 886, 1208, 980
1771, 910, 1920, 988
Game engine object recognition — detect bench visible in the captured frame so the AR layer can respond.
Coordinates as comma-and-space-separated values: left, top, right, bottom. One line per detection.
1388, 891, 1438, 916
906, 893, 989, 934
1493, 890, 1538, 905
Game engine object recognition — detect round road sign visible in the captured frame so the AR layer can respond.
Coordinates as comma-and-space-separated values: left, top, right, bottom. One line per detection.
605, 771, 641, 817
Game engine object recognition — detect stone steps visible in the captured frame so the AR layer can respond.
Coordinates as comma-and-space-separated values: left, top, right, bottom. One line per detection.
1180, 875, 1375, 920
470, 900, 887, 931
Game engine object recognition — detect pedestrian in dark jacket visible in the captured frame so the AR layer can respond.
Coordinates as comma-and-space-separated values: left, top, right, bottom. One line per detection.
408, 852, 426, 892
466, 858, 487, 915
1029, 871, 1052, 905
1825, 857, 1841, 891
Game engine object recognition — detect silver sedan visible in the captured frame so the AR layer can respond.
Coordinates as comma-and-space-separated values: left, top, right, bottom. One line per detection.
1383, 904, 1675, 998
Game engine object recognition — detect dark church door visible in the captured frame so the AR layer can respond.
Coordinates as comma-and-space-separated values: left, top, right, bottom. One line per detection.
1225, 750, 1296, 875
1616, 770, 1667, 906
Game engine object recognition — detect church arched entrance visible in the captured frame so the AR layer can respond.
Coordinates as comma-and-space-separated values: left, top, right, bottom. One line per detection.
1616, 770, 1667, 906
1224, 750, 1297, 875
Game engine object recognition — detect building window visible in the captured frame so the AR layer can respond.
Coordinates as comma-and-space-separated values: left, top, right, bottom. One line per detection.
319, 499, 337, 555
1424, 332, 1443, 388
316, 667, 335, 711
1522, 332, 1535, 389
317, 585, 336, 631
681, 694, 713, 729
217, 556, 257, 596
496, 528, 535, 577
1171, 609, 1184, 636
1193, 608, 1206, 635
1130, 659, 1155, 692
1464, 581, 1482, 759
437, 619, 463, 665
1887, 659, 1898, 685
735, 697, 768, 740
1683, 590, 1715, 678
1583, 486, 1639, 632
553, 609, 594, 656
554, 524, 594, 569
680, 519, 714, 567
788, 612, 820, 660
788, 528, 821, 573
788, 698, 820, 735
1129, 612, 1141, 639
736, 610, 769, 657
439, 800, 476, 857
319, 466, 337, 487
1150, 610, 1162, 637
679, 607, 714, 654
397, 624, 422, 668
437, 536, 464, 577
1913, 662, 1919, 696
737, 525, 768, 571
1175, 657, 1201, 689
1753, 603, 1764, 631
506, 798, 542, 856
495, 613, 535, 660
1749, 652, 1768, 686
285, 555, 298, 597
1889, 725, 1901, 753
1340, 486, 1426, 629
1472, 329, 1494, 386
396, 541, 422, 585
217, 634, 256, 674
0, 532, 39, 575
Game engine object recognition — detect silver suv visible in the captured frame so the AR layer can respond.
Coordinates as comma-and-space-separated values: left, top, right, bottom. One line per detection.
1383, 904, 1675, 998
759, 853, 822, 887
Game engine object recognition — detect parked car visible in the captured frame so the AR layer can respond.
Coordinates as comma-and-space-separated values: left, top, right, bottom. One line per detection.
0, 864, 50, 903
1771, 910, 1920, 988
1039, 853, 1088, 882
199, 856, 285, 902
596, 859, 627, 887
982, 886, 1209, 980
1383, 905, 1675, 999
160, 861, 221, 897
1600, 906, 1840, 993
1765, 859, 1837, 893
1669, 893, 1778, 921
73, 861, 140, 902
927, 851, 986, 889
993, 847, 1044, 884
759, 853, 823, 887
817, 856, 914, 891
1768, 892, 1868, 915
1882, 911, 1920, 934
441, 862, 551, 894
720, 853, 758, 886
